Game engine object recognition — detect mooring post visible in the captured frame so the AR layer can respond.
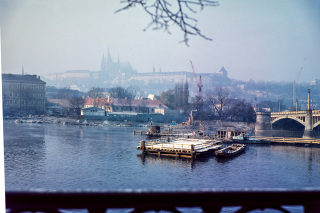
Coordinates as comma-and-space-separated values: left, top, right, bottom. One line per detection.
141, 141, 146, 154
191, 144, 195, 158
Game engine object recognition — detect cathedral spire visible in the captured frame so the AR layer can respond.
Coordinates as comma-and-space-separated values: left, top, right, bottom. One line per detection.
106, 48, 113, 69
107, 49, 112, 62
100, 53, 107, 71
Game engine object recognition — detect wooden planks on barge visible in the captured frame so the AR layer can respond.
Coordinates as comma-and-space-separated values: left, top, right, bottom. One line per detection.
137, 138, 221, 158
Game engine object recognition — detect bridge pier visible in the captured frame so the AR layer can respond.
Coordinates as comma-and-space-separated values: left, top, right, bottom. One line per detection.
304, 110, 313, 138
255, 112, 271, 136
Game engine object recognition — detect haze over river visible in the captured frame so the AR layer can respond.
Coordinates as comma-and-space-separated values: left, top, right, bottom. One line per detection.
4, 121, 320, 192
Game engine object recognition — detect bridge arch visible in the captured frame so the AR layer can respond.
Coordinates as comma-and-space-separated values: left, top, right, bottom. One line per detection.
271, 116, 306, 127
271, 116, 306, 131
313, 121, 320, 130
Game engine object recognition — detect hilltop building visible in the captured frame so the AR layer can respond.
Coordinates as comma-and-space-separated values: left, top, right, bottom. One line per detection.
44, 49, 137, 90
43, 49, 231, 95
99, 50, 137, 86
2, 74, 46, 115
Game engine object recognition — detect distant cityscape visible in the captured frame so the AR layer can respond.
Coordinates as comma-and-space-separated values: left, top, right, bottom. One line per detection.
43, 49, 231, 96
2, 49, 320, 118
42, 49, 320, 110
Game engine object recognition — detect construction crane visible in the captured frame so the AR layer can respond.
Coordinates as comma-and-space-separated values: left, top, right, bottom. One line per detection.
190, 61, 202, 98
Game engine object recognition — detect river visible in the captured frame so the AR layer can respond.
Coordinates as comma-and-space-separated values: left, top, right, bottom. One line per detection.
3, 121, 320, 212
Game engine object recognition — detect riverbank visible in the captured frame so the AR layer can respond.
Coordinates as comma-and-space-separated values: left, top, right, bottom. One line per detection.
11, 116, 147, 127
7, 115, 256, 133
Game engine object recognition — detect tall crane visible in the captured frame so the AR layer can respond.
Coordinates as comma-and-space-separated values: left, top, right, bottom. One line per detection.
190, 61, 202, 98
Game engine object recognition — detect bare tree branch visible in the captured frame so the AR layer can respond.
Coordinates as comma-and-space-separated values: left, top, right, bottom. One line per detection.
116, 0, 219, 45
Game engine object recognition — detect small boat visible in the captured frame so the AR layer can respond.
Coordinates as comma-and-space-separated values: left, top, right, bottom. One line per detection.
215, 144, 246, 158
146, 125, 162, 138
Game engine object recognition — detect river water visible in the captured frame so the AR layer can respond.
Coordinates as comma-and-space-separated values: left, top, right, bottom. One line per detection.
4, 121, 320, 211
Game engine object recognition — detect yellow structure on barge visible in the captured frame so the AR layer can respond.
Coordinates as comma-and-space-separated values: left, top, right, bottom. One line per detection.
137, 138, 221, 158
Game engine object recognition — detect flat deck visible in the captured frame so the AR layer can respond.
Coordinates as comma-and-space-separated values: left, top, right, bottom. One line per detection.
137, 138, 221, 158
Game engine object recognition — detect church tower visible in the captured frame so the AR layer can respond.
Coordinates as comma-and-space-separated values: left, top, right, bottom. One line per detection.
219, 66, 228, 78
106, 49, 113, 70
100, 54, 107, 71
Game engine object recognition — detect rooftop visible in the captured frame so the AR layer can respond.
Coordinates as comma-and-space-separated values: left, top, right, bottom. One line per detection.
2, 74, 45, 84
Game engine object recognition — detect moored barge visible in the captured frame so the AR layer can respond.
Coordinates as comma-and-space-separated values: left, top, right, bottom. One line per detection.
215, 144, 246, 158
137, 138, 221, 158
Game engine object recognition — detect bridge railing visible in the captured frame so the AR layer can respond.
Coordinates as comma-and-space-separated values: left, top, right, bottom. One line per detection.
5, 189, 320, 213
313, 109, 320, 115
271, 110, 320, 116
271, 110, 307, 116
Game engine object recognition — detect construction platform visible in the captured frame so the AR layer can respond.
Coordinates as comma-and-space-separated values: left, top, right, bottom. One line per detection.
137, 138, 222, 158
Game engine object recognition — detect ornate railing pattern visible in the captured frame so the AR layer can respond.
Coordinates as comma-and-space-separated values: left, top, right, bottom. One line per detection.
5, 189, 320, 213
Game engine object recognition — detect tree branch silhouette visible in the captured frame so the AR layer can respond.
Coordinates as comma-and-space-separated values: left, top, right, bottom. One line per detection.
116, 0, 219, 45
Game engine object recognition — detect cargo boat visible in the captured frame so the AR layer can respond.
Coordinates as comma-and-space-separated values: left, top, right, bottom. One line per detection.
215, 144, 246, 158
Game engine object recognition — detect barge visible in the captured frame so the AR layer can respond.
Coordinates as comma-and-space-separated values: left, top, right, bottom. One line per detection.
215, 144, 246, 158
137, 138, 222, 158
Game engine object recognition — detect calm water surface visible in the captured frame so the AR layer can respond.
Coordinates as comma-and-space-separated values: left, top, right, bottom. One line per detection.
4, 121, 320, 192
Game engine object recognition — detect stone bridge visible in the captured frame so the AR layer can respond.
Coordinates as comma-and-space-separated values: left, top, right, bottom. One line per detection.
256, 110, 320, 134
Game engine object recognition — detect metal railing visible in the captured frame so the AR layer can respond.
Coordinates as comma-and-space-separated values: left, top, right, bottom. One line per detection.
6, 189, 320, 213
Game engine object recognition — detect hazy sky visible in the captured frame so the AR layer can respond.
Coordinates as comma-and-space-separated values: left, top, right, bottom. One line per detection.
0, 0, 320, 82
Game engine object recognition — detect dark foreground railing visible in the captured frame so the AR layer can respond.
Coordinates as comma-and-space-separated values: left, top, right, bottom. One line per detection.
6, 189, 320, 213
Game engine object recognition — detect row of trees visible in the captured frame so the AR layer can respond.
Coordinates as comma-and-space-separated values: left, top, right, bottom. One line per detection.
158, 84, 255, 122
53, 83, 255, 122
158, 81, 189, 110
56, 86, 139, 111
87, 86, 138, 99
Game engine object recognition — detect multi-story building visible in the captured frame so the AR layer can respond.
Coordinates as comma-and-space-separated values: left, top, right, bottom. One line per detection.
2, 74, 46, 115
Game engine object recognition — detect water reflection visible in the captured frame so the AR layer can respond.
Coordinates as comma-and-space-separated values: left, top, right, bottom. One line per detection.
255, 130, 305, 138
4, 123, 46, 189
137, 153, 195, 169
4, 121, 320, 191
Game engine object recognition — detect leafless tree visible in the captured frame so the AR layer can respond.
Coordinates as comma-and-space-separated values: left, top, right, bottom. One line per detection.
109, 86, 136, 99
206, 86, 230, 120
88, 87, 107, 98
116, 0, 219, 45
159, 89, 175, 109
69, 97, 85, 110
190, 94, 204, 120
87, 87, 108, 107
58, 88, 85, 115
225, 99, 255, 122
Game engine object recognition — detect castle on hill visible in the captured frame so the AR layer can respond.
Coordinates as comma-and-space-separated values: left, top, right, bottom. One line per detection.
43, 50, 231, 95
